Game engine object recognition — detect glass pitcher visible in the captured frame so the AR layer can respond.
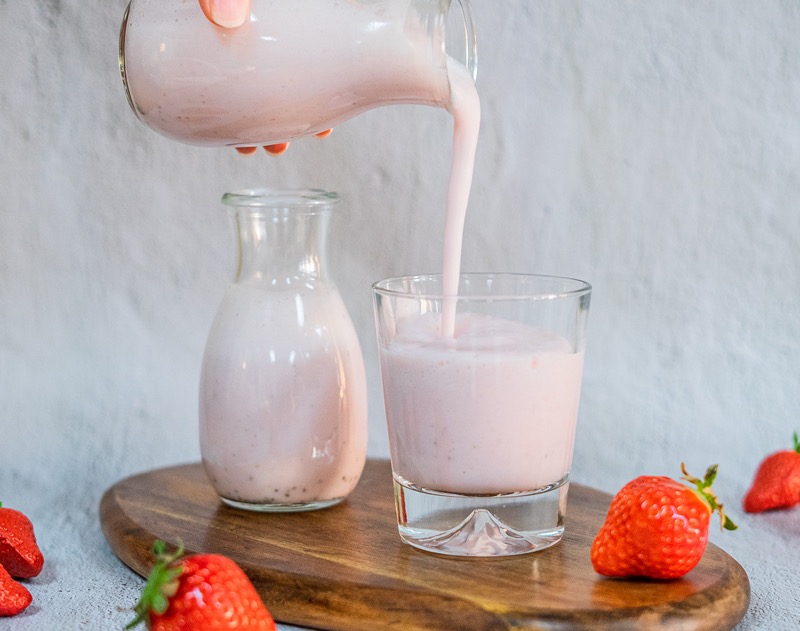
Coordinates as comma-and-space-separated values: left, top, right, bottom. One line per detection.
119, 0, 477, 147
199, 189, 368, 512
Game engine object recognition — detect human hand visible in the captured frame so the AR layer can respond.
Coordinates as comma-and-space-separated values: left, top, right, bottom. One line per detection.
234, 129, 333, 156
197, 0, 333, 156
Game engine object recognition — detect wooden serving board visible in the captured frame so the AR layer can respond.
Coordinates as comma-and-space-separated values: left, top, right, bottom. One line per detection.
100, 460, 749, 630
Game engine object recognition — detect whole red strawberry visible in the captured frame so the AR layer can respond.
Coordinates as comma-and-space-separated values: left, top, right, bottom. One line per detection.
0, 563, 32, 617
591, 464, 737, 580
0, 502, 44, 579
743, 432, 800, 513
127, 540, 276, 631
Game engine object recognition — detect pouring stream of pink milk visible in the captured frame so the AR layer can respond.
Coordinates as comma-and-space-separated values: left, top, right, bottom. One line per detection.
441, 58, 481, 338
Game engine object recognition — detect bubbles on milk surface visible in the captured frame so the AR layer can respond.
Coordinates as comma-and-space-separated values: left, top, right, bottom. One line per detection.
391, 312, 574, 355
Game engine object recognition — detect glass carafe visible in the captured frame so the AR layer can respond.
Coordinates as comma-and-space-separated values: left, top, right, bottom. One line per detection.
199, 189, 368, 512
119, 0, 476, 147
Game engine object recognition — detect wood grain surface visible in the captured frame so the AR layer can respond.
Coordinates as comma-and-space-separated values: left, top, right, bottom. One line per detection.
100, 459, 749, 630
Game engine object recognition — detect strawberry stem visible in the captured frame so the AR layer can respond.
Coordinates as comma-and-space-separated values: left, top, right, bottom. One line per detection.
681, 463, 737, 532
126, 540, 185, 629
793, 432, 799, 454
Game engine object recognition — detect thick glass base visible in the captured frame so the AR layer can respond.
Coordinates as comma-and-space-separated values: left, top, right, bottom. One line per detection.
394, 476, 569, 557
219, 495, 345, 513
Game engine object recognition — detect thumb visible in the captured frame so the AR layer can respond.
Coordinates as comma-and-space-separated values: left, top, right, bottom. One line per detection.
198, 0, 250, 28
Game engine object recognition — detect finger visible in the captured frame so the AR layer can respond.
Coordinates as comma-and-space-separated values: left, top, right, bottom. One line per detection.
264, 143, 290, 156
315, 129, 333, 139
198, 0, 250, 29
236, 146, 259, 156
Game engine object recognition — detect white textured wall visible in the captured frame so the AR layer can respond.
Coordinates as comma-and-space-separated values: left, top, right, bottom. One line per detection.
1, 1, 798, 628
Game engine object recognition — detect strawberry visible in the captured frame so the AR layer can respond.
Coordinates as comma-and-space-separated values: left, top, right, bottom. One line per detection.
127, 540, 276, 631
0, 502, 44, 579
0, 563, 32, 616
743, 432, 800, 513
591, 464, 737, 580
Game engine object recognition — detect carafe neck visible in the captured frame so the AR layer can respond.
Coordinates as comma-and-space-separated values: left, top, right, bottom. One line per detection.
223, 189, 337, 285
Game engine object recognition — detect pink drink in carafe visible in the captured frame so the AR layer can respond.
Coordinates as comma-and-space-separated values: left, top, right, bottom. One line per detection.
120, 0, 476, 147
199, 191, 368, 511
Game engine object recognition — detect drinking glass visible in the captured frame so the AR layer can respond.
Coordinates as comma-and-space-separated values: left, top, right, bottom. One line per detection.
373, 273, 591, 556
